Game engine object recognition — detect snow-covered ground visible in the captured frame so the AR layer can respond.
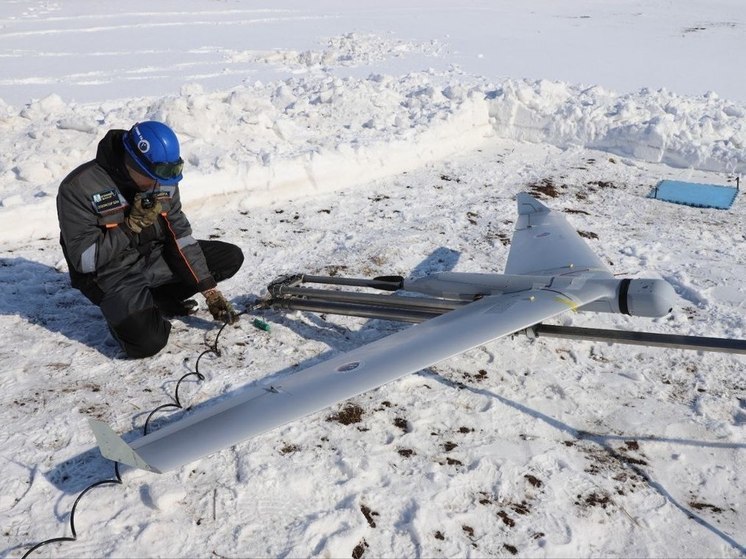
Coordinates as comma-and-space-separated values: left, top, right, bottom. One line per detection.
1, 2, 745, 558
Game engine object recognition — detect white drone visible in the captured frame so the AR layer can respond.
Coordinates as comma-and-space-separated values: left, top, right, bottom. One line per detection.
89, 193, 743, 473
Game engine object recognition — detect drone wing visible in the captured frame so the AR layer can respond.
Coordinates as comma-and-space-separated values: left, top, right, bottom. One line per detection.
90, 280, 610, 473
505, 193, 612, 277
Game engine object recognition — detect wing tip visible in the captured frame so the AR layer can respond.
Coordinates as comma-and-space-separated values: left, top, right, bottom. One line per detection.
88, 418, 161, 473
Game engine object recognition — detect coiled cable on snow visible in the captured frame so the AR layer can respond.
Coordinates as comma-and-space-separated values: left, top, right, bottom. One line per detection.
143, 313, 243, 435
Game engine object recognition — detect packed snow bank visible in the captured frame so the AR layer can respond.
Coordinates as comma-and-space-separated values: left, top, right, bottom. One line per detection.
1, 69, 745, 244
170, 76, 492, 208
489, 80, 746, 174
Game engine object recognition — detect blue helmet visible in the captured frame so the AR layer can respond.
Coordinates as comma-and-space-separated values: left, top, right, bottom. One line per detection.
122, 121, 184, 185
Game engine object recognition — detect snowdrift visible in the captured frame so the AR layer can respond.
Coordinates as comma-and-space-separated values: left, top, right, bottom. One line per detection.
1, 72, 744, 244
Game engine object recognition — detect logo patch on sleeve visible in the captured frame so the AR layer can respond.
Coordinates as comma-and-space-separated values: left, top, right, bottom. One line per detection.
155, 185, 176, 199
91, 189, 124, 215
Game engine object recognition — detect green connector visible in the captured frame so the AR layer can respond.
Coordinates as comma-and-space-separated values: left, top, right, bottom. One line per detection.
252, 318, 271, 332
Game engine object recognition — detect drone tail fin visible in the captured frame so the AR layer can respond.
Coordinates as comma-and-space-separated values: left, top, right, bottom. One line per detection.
516, 192, 550, 215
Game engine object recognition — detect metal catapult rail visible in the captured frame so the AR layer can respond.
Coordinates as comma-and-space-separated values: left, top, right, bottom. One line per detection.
263, 274, 746, 355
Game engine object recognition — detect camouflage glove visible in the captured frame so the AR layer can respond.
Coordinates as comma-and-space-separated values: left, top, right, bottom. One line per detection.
126, 193, 162, 233
204, 288, 239, 324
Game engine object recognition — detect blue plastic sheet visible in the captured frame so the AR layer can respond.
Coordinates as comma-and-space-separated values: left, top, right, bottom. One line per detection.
651, 180, 738, 210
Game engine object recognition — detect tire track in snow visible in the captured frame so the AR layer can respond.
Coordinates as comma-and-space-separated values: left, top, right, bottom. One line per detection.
0, 9, 298, 25
0, 64, 257, 87
0, 15, 339, 40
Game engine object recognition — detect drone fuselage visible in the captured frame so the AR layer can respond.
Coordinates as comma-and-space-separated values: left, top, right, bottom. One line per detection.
403, 272, 676, 318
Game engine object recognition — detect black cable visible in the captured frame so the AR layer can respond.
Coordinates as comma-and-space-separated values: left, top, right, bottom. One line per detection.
21, 463, 123, 559
143, 313, 242, 435
22, 311, 248, 558
143, 371, 205, 436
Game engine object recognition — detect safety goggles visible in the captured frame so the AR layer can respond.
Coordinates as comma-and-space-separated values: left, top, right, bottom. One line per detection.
126, 135, 184, 180
146, 158, 184, 180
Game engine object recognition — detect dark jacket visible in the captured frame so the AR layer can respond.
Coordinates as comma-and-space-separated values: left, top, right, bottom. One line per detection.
57, 130, 216, 302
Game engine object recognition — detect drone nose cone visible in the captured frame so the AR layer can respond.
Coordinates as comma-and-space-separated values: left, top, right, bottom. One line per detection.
627, 278, 678, 317
651, 279, 677, 316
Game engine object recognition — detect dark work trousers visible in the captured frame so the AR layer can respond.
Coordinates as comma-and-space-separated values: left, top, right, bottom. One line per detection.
89, 240, 244, 358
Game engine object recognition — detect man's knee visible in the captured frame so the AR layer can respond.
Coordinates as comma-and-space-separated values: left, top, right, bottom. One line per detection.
223, 243, 244, 279
110, 307, 171, 358
199, 240, 244, 282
